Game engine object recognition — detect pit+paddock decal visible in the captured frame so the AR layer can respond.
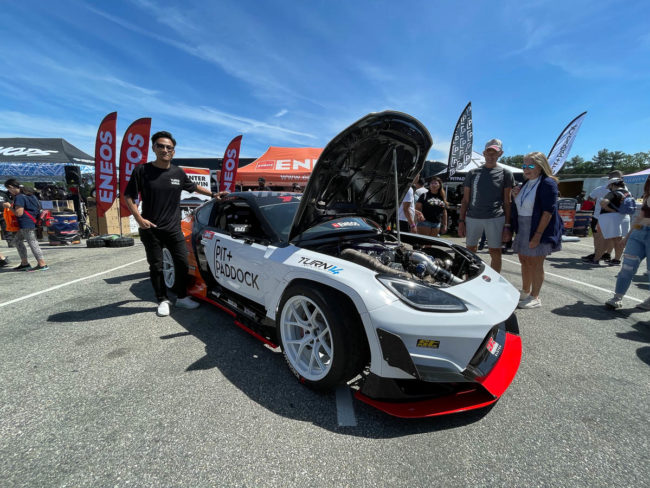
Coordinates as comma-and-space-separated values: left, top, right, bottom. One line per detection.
212, 238, 260, 289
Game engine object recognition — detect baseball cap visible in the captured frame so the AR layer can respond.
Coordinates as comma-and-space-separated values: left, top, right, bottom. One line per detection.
258, 177, 266, 183
484, 138, 503, 152
607, 170, 623, 179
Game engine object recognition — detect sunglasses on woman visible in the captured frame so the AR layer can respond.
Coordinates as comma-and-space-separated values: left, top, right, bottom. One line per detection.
521, 164, 536, 169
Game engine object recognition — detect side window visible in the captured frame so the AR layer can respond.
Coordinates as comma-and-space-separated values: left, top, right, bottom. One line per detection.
215, 201, 265, 239
195, 201, 215, 226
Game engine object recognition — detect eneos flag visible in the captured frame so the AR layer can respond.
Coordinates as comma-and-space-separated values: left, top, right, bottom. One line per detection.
119, 118, 151, 216
219, 135, 242, 193
94, 112, 117, 218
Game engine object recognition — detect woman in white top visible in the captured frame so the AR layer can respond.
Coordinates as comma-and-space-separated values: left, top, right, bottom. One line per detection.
510, 152, 563, 309
594, 178, 631, 266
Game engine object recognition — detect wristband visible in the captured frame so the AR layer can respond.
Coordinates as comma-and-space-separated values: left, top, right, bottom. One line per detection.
458, 219, 465, 223
410, 223, 417, 228
504, 224, 511, 228
535, 231, 542, 235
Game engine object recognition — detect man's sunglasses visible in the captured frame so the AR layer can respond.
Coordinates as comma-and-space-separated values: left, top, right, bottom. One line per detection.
521, 164, 536, 169
155, 143, 175, 151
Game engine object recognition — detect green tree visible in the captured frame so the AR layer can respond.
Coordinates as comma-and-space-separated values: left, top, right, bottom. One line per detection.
500, 155, 524, 169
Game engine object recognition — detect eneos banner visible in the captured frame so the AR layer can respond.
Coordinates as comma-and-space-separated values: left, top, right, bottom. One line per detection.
94, 112, 117, 218
119, 118, 151, 216
220, 135, 242, 193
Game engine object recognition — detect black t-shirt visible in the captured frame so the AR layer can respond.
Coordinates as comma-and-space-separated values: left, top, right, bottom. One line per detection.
417, 191, 447, 223
124, 163, 197, 232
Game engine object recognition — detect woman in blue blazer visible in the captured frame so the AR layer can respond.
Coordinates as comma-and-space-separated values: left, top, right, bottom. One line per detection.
510, 152, 564, 309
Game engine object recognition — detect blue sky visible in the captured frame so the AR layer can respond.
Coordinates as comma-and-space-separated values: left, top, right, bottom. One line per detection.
0, 0, 648, 163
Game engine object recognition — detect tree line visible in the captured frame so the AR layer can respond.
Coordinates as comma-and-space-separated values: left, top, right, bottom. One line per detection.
500, 149, 650, 176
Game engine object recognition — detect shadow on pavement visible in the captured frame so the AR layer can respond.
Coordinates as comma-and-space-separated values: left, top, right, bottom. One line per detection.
617, 323, 650, 367
164, 296, 490, 437
47, 279, 153, 323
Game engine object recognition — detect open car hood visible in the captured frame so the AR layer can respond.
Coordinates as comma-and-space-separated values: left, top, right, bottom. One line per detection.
289, 111, 432, 241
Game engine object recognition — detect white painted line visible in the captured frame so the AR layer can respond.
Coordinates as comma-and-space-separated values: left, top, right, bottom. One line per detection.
502, 257, 642, 303
0, 258, 147, 308
336, 385, 357, 427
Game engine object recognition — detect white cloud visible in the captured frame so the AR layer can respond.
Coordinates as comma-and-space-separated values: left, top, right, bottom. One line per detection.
274, 109, 288, 118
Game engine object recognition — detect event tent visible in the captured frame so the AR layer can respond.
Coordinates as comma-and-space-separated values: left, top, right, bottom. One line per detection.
0, 138, 94, 179
236, 147, 323, 187
623, 168, 650, 185
440, 151, 524, 182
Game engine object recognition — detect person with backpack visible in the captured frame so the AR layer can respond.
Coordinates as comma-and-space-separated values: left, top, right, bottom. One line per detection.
605, 177, 650, 310
592, 178, 633, 266
2, 179, 48, 271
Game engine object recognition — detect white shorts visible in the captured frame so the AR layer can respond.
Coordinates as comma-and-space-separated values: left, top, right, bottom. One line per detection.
466, 216, 505, 249
598, 212, 630, 239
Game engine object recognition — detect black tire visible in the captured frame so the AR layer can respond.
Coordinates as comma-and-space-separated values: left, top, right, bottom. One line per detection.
106, 236, 135, 248
86, 237, 106, 248
276, 284, 367, 390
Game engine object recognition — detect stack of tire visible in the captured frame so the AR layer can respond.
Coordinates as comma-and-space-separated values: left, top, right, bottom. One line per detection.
86, 234, 135, 248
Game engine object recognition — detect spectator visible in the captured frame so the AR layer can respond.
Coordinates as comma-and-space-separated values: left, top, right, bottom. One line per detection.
398, 174, 424, 233
124, 131, 227, 317
291, 183, 302, 193
2, 178, 48, 271
257, 177, 271, 191
582, 170, 622, 264
416, 177, 448, 237
458, 138, 514, 273
592, 178, 631, 266
511, 152, 563, 309
414, 177, 428, 200
605, 177, 650, 309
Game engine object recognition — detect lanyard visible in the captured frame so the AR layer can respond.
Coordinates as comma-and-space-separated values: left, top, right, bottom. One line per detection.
520, 178, 540, 204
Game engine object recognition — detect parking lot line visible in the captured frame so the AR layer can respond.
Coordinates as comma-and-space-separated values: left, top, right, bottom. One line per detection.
336, 385, 357, 427
0, 258, 147, 308
502, 257, 641, 302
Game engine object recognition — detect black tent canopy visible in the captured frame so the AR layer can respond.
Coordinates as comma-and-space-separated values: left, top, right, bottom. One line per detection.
0, 138, 94, 179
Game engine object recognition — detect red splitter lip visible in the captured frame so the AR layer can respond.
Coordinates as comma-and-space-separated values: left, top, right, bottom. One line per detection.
355, 333, 522, 418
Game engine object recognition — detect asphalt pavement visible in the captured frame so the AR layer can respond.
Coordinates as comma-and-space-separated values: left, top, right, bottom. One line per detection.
0, 236, 648, 487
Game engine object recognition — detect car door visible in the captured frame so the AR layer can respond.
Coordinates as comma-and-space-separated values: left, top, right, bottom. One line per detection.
202, 199, 268, 305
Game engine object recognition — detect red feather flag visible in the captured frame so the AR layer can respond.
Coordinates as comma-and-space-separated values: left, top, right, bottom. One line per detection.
219, 135, 242, 193
119, 118, 151, 216
94, 112, 117, 218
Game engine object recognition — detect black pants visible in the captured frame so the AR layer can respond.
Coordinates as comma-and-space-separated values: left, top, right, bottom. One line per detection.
139, 227, 188, 302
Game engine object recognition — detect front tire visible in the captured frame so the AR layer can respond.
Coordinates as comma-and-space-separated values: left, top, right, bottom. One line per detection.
277, 285, 366, 390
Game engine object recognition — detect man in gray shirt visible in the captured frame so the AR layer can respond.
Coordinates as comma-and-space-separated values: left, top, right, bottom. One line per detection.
458, 138, 514, 273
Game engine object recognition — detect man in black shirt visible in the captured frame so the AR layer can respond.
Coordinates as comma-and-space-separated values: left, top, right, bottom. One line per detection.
124, 131, 225, 317
257, 177, 271, 191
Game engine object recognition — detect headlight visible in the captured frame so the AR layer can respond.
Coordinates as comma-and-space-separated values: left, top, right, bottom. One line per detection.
377, 275, 467, 312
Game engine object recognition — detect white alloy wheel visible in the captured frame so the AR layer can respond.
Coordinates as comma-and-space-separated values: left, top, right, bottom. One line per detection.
162, 247, 175, 289
280, 295, 334, 382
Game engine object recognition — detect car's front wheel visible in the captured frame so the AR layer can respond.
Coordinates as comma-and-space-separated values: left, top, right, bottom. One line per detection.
277, 285, 366, 390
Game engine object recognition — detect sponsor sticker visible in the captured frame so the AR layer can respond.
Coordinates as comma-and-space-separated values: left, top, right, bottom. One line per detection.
331, 221, 361, 229
486, 337, 502, 356
298, 256, 343, 275
482, 275, 491, 282
416, 339, 440, 349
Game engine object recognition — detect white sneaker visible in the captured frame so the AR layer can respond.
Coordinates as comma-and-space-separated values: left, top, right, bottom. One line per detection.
157, 300, 171, 317
518, 296, 542, 309
176, 296, 200, 309
605, 296, 622, 309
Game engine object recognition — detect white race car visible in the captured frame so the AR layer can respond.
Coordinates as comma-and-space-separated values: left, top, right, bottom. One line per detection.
177, 111, 522, 418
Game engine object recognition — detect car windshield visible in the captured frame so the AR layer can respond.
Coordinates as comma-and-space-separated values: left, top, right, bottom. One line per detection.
258, 201, 300, 242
